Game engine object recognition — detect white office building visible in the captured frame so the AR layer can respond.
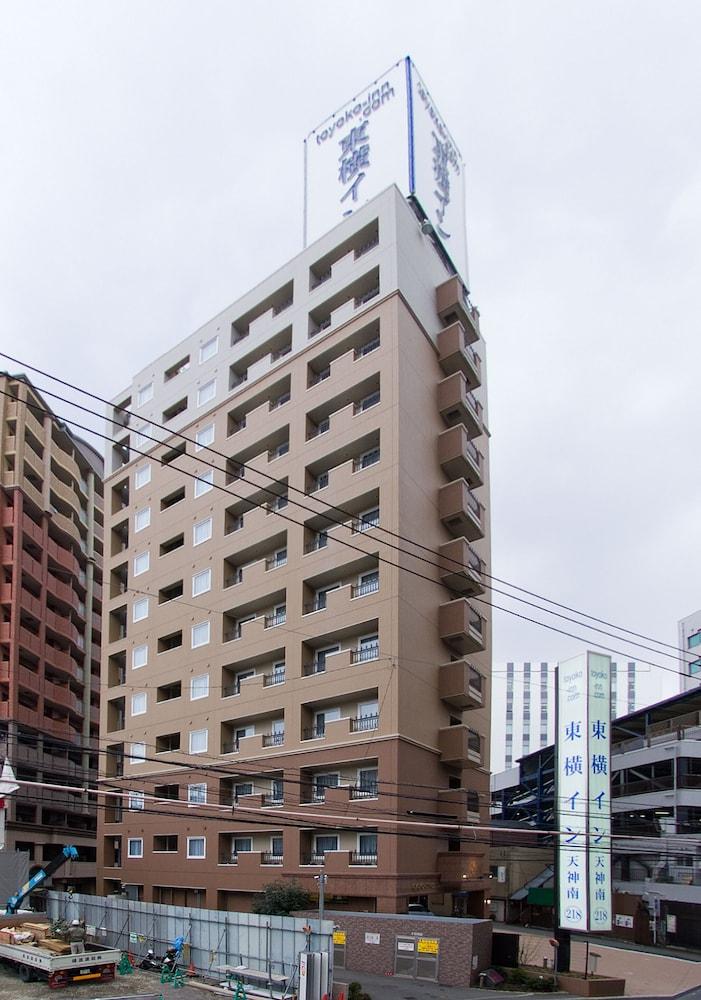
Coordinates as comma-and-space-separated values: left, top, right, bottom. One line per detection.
491, 659, 639, 772
678, 610, 701, 691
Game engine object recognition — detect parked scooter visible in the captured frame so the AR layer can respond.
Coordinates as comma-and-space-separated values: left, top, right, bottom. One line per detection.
139, 949, 162, 971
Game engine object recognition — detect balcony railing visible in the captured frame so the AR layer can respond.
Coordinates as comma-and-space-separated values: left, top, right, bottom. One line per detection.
350, 714, 379, 733
351, 515, 379, 533
301, 853, 326, 866
223, 624, 243, 642
309, 367, 331, 387
350, 645, 379, 664
303, 598, 328, 614
350, 784, 378, 800
263, 669, 285, 686
303, 725, 326, 740
355, 286, 380, 307
355, 235, 379, 258
303, 661, 327, 676
350, 852, 377, 866
262, 794, 284, 807
265, 556, 287, 570
264, 611, 286, 628
351, 579, 379, 599
261, 852, 283, 865
262, 732, 285, 747
304, 535, 329, 553
273, 296, 293, 315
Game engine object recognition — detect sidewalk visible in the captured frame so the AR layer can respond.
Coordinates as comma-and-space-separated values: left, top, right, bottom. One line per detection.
334, 969, 582, 1000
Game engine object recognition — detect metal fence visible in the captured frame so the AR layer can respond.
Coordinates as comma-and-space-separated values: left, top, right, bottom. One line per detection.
45, 891, 333, 984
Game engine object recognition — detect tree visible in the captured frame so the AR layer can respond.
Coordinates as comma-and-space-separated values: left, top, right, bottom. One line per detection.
251, 880, 312, 916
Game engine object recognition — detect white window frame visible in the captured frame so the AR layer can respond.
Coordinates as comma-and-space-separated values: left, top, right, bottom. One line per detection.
129, 742, 146, 764
133, 551, 150, 577
197, 379, 216, 407
357, 506, 380, 532
133, 422, 152, 448
132, 598, 149, 623
128, 790, 145, 811
189, 728, 208, 754
194, 469, 214, 497
134, 464, 151, 489
187, 782, 207, 805
127, 837, 144, 858
195, 423, 215, 451
191, 621, 211, 648
186, 836, 206, 859
131, 692, 147, 716
132, 644, 148, 669
193, 516, 213, 545
199, 335, 219, 364
192, 568, 212, 597
137, 382, 154, 407
134, 507, 151, 532
190, 674, 209, 701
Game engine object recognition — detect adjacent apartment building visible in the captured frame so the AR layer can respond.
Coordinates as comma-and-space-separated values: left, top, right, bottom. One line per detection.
0, 373, 103, 892
98, 186, 492, 915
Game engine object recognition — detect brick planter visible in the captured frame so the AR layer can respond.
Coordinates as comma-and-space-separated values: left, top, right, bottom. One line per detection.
557, 973, 626, 996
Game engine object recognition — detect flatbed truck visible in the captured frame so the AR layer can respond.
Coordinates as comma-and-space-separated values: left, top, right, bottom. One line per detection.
0, 937, 121, 989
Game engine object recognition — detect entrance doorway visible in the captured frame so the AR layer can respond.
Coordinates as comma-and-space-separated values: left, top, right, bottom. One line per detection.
393, 935, 439, 980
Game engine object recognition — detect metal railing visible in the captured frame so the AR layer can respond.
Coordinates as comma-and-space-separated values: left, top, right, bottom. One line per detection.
351, 514, 379, 533
265, 556, 287, 570
355, 235, 379, 258
262, 794, 284, 807
350, 784, 378, 800
351, 579, 379, 599
355, 286, 380, 308
264, 611, 286, 628
350, 852, 377, 866
303, 725, 326, 740
309, 366, 331, 386
311, 268, 332, 288
302, 661, 326, 676
262, 732, 285, 747
261, 852, 283, 865
352, 451, 379, 472
354, 336, 380, 359
350, 714, 379, 733
301, 853, 325, 866
263, 669, 285, 686
304, 535, 328, 553
350, 645, 379, 664
272, 296, 293, 315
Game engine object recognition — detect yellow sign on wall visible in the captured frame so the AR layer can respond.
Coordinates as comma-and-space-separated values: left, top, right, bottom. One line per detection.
417, 938, 439, 955
333, 931, 346, 945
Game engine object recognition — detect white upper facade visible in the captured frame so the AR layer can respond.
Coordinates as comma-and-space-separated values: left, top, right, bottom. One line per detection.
678, 609, 701, 691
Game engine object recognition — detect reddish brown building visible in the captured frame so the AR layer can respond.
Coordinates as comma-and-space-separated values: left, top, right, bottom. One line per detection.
0, 374, 103, 891
98, 187, 492, 915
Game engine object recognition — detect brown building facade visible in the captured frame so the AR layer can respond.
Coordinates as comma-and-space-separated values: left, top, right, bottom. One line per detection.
0, 374, 103, 891
98, 187, 492, 914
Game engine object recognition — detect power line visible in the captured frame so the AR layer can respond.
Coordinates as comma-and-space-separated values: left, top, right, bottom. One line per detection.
0, 352, 693, 663
1, 384, 695, 683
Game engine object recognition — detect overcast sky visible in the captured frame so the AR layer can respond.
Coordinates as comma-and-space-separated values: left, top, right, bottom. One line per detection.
2, 1, 699, 705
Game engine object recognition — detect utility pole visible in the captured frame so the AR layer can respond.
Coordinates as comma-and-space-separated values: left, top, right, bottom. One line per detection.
316, 872, 326, 932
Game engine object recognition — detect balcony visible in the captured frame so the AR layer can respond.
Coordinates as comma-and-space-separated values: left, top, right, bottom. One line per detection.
350, 852, 378, 866
438, 479, 484, 541
350, 714, 379, 733
438, 725, 482, 766
437, 323, 481, 389
439, 598, 485, 655
438, 373, 483, 438
439, 659, 484, 710
438, 426, 483, 488
436, 276, 480, 343
261, 852, 283, 866
436, 787, 481, 823
438, 537, 485, 595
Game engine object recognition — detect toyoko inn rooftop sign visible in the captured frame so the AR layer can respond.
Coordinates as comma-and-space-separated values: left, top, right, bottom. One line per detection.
304, 56, 469, 284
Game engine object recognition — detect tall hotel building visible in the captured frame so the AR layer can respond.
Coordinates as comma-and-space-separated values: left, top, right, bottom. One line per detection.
0, 373, 103, 891
98, 186, 492, 914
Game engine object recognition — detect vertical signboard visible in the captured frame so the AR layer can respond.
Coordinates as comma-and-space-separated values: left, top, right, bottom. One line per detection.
587, 653, 612, 932
556, 652, 612, 932
406, 62, 469, 287
304, 57, 468, 284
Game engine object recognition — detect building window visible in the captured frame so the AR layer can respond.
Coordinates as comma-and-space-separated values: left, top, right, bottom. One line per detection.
134, 552, 150, 576
190, 674, 209, 700
689, 632, 701, 649
129, 742, 146, 764
315, 835, 339, 855
134, 465, 151, 489
193, 517, 213, 545
133, 422, 152, 448
128, 791, 145, 811
192, 621, 210, 648
189, 729, 208, 754
192, 569, 211, 597
355, 507, 379, 532
134, 507, 151, 532
186, 836, 206, 859
131, 692, 147, 716
127, 837, 144, 858
356, 447, 380, 470
133, 598, 149, 623
235, 782, 254, 798
194, 470, 214, 497
132, 644, 148, 669
199, 336, 219, 364
356, 390, 380, 412
690, 659, 701, 675
197, 379, 216, 407
137, 383, 153, 407
187, 783, 207, 804
195, 423, 215, 450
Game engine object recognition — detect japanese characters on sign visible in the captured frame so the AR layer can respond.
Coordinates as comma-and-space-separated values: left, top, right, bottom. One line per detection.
556, 652, 612, 932
304, 57, 469, 284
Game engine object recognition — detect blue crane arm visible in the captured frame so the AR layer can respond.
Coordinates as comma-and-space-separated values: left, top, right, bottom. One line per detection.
5, 845, 78, 914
